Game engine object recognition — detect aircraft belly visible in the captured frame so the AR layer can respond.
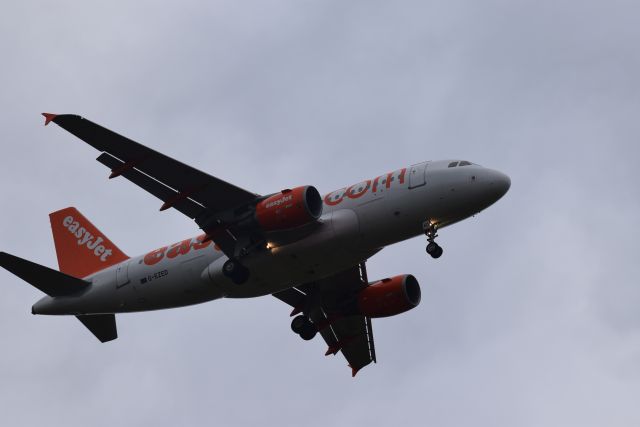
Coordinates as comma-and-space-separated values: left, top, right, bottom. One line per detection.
118, 251, 224, 312
204, 209, 368, 298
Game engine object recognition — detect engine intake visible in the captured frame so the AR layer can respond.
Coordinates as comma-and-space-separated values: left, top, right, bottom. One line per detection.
255, 186, 323, 232
357, 274, 421, 318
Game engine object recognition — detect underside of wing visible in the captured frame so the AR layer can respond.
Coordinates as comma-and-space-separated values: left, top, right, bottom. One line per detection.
273, 262, 377, 376
44, 114, 258, 216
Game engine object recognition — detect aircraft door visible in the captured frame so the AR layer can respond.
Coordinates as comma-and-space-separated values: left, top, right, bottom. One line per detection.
116, 261, 130, 288
408, 162, 427, 189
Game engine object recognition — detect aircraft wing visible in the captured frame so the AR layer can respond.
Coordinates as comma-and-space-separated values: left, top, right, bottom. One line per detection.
42, 113, 259, 256
273, 262, 376, 376
45, 114, 257, 217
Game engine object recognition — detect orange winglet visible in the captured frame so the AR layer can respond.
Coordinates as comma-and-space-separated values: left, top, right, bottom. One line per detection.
42, 112, 57, 126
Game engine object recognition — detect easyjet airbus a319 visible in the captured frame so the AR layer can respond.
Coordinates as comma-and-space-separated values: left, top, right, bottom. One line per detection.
0, 113, 510, 376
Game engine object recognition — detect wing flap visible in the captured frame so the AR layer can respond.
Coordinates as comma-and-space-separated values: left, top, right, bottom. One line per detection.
96, 152, 205, 219
328, 315, 374, 374
307, 305, 340, 352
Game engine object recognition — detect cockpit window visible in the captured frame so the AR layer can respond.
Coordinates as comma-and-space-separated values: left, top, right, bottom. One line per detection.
448, 161, 458, 168
459, 161, 472, 166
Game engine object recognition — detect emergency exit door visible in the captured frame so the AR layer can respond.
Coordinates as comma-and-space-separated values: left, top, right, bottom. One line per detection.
116, 261, 130, 288
408, 162, 427, 189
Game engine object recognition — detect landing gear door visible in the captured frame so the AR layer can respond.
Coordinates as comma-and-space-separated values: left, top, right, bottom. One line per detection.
408, 162, 427, 189
116, 261, 130, 288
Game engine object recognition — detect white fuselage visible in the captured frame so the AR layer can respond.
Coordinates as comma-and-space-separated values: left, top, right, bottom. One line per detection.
33, 160, 510, 315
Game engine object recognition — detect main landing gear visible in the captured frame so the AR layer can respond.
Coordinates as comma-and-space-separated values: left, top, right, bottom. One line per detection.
222, 259, 250, 284
424, 221, 444, 259
291, 315, 318, 341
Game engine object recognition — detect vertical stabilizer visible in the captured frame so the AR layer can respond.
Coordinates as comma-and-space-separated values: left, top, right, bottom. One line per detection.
49, 207, 128, 278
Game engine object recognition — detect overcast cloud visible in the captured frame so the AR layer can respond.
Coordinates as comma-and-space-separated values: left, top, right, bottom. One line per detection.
1, 1, 639, 426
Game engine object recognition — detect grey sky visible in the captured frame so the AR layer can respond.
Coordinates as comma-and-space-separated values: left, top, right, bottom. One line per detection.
1, 1, 639, 426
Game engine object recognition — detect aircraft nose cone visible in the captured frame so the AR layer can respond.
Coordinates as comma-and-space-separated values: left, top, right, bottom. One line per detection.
487, 169, 511, 201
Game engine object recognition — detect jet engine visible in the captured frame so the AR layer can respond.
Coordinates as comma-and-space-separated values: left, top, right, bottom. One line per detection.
255, 186, 323, 232
357, 274, 421, 318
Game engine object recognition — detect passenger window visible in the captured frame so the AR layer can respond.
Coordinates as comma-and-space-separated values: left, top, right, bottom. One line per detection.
459, 161, 471, 166
448, 162, 458, 168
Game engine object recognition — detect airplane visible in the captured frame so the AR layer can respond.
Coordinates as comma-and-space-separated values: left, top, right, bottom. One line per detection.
0, 113, 510, 376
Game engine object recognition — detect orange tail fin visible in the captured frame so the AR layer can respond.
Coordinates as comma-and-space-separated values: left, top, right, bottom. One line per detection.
49, 207, 129, 278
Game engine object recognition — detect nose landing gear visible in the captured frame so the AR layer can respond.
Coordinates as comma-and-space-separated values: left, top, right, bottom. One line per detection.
426, 242, 443, 258
424, 221, 444, 259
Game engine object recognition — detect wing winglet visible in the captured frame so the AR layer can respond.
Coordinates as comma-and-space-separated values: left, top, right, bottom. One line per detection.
42, 112, 57, 126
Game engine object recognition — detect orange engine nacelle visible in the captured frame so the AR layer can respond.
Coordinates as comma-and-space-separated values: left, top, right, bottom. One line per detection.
357, 275, 421, 318
255, 186, 323, 232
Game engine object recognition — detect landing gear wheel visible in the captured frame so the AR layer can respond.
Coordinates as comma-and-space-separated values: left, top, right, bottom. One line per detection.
222, 259, 238, 277
426, 242, 443, 258
299, 323, 317, 341
223, 259, 250, 284
290, 315, 317, 340
432, 245, 443, 258
426, 242, 439, 255
424, 221, 444, 259
291, 315, 309, 334
231, 266, 250, 284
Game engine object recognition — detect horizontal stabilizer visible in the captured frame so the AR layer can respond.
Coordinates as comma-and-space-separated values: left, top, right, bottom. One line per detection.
0, 252, 90, 297
76, 314, 117, 343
